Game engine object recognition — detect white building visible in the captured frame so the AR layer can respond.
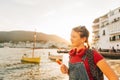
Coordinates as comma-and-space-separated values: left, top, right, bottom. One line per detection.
92, 7, 120, 50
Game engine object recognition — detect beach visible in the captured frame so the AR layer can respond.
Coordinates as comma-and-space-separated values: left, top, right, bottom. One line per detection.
0, 48, 119, 80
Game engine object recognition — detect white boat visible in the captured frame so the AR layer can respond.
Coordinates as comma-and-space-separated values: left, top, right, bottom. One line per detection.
48, 54, 63, 61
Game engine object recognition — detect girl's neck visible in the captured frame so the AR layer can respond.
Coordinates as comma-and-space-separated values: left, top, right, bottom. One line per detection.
76, 44, 86, 52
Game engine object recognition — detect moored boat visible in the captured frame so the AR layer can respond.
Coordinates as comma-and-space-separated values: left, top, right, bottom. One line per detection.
57, 48, 70, 53
100, 52, 120, 59
21, 57, 40, 64
48, 54, 63, 61
21, 30, 40, 64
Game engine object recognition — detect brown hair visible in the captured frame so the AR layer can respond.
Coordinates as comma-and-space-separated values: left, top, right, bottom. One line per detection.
72, 25, 90, 48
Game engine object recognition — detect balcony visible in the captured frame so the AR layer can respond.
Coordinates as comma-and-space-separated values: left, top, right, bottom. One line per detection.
109, 35, 120, 41
92, 29, 99, 33
92, 35, 100, 41
100, 14, 108, 21
93, 18, 99, 23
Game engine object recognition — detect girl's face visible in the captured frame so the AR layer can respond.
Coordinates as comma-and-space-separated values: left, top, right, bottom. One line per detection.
70, 30, 85, 47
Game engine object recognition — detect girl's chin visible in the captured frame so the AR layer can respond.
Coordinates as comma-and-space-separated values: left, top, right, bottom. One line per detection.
71, 44, 77, 47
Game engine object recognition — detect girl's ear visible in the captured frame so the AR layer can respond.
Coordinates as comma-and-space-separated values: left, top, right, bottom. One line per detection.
82, 37, 87, 42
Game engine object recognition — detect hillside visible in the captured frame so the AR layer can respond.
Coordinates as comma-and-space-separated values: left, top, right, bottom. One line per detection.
0, 30, 69, 45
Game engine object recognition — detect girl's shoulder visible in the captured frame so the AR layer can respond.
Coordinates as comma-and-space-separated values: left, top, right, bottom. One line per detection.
84, 49, 104, 64
92, 49, 104, 64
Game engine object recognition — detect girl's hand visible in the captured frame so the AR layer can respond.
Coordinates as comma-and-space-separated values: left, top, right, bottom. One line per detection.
56, 59, 62, 65
60, 64, 68, 74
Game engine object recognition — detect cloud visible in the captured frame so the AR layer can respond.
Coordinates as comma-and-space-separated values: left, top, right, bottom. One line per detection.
0, 0, 120, 41
12, 0, 41, 6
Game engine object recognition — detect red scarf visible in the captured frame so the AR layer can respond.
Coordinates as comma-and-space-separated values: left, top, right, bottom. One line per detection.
69, 48, 87, 63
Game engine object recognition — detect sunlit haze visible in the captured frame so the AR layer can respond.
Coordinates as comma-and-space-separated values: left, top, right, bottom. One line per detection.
0, 0, 120, 42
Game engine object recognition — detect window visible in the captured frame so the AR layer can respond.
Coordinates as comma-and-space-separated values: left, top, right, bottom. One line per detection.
103, 30, 105, 35
116, 35, 119, 40
109, 37, 112, 41
112, 36, 115, 41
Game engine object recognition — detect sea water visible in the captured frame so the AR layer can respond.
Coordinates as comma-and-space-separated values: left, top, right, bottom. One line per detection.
0, 48, 66, 80
0, 48, 119, 80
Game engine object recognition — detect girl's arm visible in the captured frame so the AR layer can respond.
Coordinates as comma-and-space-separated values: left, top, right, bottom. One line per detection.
56, 59, 68, 74
97, 59, 118, 80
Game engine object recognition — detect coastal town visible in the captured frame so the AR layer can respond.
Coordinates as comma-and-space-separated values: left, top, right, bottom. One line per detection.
0, 40, 68, 49
92, 7, 120, 52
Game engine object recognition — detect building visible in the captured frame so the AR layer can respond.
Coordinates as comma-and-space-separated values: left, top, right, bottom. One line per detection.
92, 7, 120, 51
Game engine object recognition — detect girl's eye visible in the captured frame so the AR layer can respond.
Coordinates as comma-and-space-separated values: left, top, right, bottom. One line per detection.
72, 35, 76, 38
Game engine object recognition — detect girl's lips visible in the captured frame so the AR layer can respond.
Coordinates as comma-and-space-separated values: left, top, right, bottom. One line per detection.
71, 42, 74, 44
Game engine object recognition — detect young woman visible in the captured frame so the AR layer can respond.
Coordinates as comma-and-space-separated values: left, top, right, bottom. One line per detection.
60, 26, 118, 80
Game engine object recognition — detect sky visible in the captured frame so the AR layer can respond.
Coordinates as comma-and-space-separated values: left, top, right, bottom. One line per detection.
0, 0, 120, 42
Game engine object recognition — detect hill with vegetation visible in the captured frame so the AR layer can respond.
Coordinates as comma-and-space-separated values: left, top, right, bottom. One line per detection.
0, 30, 69, 45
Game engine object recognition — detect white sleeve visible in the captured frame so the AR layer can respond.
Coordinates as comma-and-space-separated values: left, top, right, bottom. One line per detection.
62, 54, 69, 68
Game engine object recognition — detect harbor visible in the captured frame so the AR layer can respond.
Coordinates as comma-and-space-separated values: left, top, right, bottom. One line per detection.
0, 0, 120, 80
0, 48, 66, 80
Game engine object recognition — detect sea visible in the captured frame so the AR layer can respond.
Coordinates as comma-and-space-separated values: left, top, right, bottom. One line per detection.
0, 48, 119, 80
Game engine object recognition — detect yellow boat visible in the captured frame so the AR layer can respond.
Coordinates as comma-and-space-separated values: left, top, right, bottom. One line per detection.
21, 57, 40, 64
21, 30, 40, 64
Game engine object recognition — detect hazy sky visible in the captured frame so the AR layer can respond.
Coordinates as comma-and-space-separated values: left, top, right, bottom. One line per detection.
0, 0, 120, 42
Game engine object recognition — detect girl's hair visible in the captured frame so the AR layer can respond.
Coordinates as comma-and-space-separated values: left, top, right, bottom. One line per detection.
72, 25, 90, 48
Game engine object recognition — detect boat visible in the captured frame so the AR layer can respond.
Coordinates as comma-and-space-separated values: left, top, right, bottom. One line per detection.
48, 54, 63, 61
21, 31, 40, 64
21, 57, 40, 63
100, 52, 120, 59
57, 48, 70, 53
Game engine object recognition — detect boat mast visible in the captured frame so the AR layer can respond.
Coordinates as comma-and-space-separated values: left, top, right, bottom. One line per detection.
32, 30, 36, 58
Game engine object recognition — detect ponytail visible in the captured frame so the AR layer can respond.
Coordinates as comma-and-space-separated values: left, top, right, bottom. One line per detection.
86, 42, 90, 49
